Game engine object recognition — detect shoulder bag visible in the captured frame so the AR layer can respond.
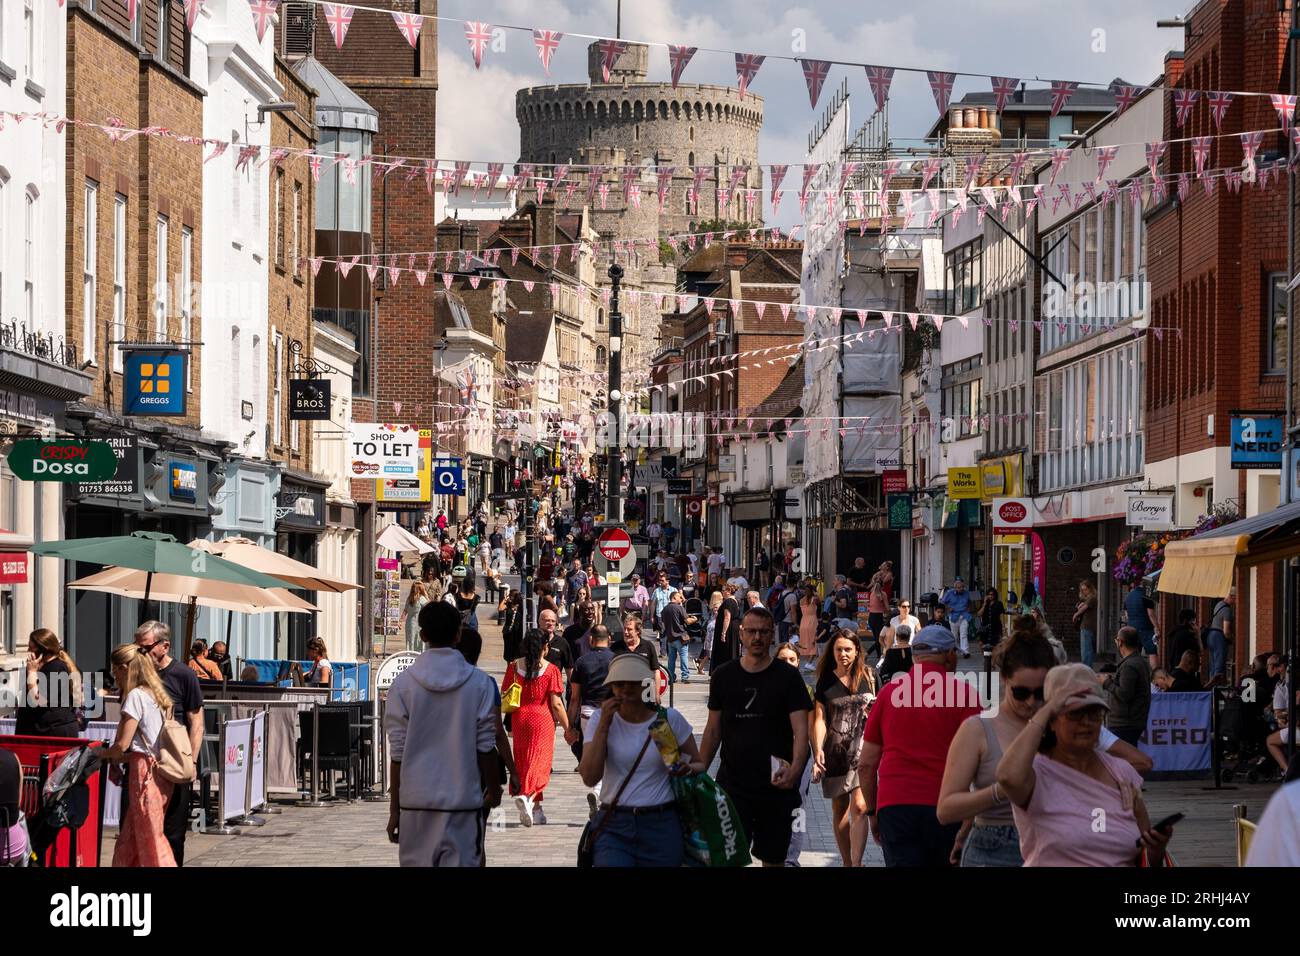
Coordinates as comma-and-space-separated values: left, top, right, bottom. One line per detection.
577, 730, 653, 868
156, 716, 196, 785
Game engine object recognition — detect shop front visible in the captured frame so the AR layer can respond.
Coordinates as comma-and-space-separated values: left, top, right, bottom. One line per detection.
276, 472, 328, 660
64, 415, 225, 673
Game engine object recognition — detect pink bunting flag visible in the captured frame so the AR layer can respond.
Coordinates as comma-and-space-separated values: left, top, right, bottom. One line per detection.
799, 164, 818, 216
754, 301, 766, 321
323, 4, 353, 48
392, 12, 423, 47
1145, 141, 1167, 179
1191, 136, 1212, 176
990, 76, 1018, 114
865, 65, 895, 114
920, 158, 941, 193
1048, 148, 1071, 184
1093, 145, 1119, 181
308, 257, 322, 277
125, 0, 139, 25
656, 167, 675, 209
668, 45, 697, 88
523, 281, 535, 293
184, 0, 203, 29
598, 39, 628, 82
1271, 93, 1297, 129
1049, 81, 1078, 116
964, 154, 984, 188
414, 269, 427, 286
769, 163, 788, 216
800, 60, 832, 109
387, 262, 400, 286
703, 298, 715, 316
907, 313, 919, 331
532, 30, 563, 75
337, 258, 354, 279
1241, 131, 1265, 168
1008, 151, 1030, 181
249, 0, 278, 41
1207, 91, 1232, 129
1114, 85, 1142, 115
204, 140, 228, 163
779, 304, 792, 323
926, 71, 956, 118
365, 263, 379, 284
734, 54, 765, 96
1173, 89, 1199, 127
464, 21, 492, 68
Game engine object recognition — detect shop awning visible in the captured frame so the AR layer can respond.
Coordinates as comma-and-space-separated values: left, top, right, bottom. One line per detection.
1160, 498, 1300, 597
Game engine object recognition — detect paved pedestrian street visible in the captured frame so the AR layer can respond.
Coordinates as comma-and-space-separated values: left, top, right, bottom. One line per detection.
100, 618, 1271, 869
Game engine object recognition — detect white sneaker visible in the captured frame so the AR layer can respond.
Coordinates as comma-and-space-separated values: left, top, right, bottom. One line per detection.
515, 795, 533, 827
532, 804, 547, 825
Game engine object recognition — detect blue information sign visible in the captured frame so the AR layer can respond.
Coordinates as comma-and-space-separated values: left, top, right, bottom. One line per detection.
433, 465, 465, 495
1229, 415, 1283, 470
123, 350, 188, 417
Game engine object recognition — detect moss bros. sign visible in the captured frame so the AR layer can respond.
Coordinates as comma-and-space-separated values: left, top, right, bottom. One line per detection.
6, 440, 120, 482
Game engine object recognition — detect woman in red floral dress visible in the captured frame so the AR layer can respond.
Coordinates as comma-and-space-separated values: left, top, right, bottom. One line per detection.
503, 628, 570, 827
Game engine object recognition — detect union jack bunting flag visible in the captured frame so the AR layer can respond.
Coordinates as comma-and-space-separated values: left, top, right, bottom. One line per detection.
1113, 85, 1142, 115
323, 4, 353, 48
990, 76, 1018, 114
865, 66, 895, 114
598, 39, 628, 82
1173, 89, 1199, 127
1271, 94, 1298, 129
1048, 148, 1071, 185
465, 21, 492, 69
668, 45, 697, 88
533, 30, 563, 75
1093, 146, 1119, 182
184, 0, 203, 30
926, 71, 956, 118
735, 54, 765, 96
393, 12, 423, 48
248, 0, 278, 40
1192, 136, 1212, 175
800, 59, 832, 109
1207, 91, 1232, 128
1049, 81, 1077, 116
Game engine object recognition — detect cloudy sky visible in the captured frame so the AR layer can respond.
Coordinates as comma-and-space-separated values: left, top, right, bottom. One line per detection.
436, 0, 1188, 220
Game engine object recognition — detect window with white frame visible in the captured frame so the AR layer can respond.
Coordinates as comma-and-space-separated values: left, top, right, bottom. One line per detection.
112, 194, 126, 371
274, 172, 284, 267
0, 173, 7, 321
83, 181, 98, 360
23, 0, 35, 81
1267, 272, 1288, 373
154, 215, 168, 338
292, 182, 301, 274
23, 187, 36, 327
156, 0, 169, 60
272, 331, 283, 446
180, 226, 192, 389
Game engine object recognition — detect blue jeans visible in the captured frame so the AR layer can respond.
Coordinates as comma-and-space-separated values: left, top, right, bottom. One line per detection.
1080, 628, 1095, 666
960, 824, 1023, 867
592, 807, 685, 867
1206, 629, 1227, 678
666, 640, 690, 681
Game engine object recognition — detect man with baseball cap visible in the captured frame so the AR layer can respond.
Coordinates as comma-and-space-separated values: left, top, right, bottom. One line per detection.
859, 624, 982, 866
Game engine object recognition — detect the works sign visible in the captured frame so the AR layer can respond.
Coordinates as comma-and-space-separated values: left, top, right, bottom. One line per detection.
6, 440, 119, 482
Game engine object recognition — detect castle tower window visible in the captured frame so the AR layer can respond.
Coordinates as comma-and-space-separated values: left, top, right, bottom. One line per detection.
689, 126, 694, 142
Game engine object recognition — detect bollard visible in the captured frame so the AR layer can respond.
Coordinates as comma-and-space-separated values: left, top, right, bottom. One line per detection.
259, 707, 283, 814
362, 702, 387, 802
297, 703, 328, 807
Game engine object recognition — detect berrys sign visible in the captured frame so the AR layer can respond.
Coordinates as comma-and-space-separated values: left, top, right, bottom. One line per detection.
6, 440, 119, 482
289, 379, 332, 420
992, 497, 1034, 535
1127, 494, 1175, 529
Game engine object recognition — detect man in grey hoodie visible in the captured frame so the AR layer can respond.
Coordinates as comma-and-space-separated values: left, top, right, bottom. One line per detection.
385, 601, 503, 866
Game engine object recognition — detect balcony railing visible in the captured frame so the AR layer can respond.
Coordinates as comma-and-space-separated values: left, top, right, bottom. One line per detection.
0, 319, 80, 368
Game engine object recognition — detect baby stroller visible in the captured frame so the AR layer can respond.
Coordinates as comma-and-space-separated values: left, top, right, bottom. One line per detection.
25, 745, 100, 866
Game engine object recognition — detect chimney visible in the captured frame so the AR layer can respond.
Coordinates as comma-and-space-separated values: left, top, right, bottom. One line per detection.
725, 242, 749, 268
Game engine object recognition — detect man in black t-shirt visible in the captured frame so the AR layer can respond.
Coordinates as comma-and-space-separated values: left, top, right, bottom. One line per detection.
565, 626, 614, 814
698, 606, 812, 867
136, 621, 203, 865
562, 602, 596, 659
538, 608, 573, 683
610, 616, 659, 672
658, 590, 695, 685
847, 557, 870, 589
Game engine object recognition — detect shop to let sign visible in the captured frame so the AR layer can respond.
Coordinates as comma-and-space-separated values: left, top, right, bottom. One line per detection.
350, 424, 420, 478
6, 440, 119, 482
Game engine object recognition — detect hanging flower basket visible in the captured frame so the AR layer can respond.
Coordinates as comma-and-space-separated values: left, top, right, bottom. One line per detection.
1111, 503, 1240, 588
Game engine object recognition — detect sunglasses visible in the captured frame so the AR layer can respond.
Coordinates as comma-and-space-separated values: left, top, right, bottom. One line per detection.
1009, 684, 1046, 702
1061, 706, 1105, 723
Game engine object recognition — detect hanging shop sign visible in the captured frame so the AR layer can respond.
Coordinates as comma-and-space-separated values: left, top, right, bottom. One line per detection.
377, 429, 433, 504
277, 482, 326, 531
350, 423, 420, 479
77, 436, 139, 497
981, 462, 1007, 499
667, 478, 692, 496
886, 493, 912, 530
946, 467, 983, 500
6, 440, 119, 482
434, 465, 466, 496
289, 379, 332, 421
1229, 415, 1284, 470
122, 349, 188, 417
169, 461, 198, 502
881, 470, 908, 494
1127, 494, 1175, 530
992, 497, 1034, 535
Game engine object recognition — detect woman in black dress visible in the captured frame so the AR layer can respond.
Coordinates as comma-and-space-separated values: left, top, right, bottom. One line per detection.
16, 629, 82, 739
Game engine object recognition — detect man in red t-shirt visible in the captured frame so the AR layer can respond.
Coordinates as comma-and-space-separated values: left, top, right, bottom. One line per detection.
860, 625, 982, 866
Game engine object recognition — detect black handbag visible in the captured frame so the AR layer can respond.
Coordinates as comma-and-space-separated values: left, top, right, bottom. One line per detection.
577, 731, 654, 867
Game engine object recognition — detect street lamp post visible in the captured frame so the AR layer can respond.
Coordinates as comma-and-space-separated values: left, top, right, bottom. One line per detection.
607, 264, 625, 524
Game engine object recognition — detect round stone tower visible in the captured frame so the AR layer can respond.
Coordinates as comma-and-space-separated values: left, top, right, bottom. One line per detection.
516, 41, 764, 239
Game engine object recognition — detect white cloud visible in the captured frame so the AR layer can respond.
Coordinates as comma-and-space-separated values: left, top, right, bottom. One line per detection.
435, 54, 528, 162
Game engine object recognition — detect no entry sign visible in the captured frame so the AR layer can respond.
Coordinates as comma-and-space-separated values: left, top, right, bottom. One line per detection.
595, 527, 636, 577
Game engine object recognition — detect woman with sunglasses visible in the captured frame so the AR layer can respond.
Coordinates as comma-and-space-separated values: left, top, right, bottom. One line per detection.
995, 662, 1174, 866
936, 628, 1057, 866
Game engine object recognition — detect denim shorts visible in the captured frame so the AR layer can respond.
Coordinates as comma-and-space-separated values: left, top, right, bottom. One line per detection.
960, 824, 1023, 867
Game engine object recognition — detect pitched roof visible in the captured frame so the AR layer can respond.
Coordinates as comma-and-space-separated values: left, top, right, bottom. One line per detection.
757, 357, 805, 431
293, 57, 378, 133
505, 311, 554, 364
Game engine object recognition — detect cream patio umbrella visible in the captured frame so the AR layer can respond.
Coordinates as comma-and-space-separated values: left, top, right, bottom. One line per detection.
376, 522, 435, 555
188, 537, 362, 593
67, 566, 318, 663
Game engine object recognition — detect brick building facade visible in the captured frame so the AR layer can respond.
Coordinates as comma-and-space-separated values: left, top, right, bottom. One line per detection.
1145, 0, 1292, 668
